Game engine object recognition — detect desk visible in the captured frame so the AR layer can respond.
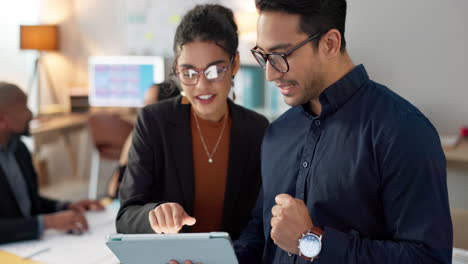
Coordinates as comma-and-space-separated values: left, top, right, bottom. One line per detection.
30, 114, 88, 138
0, 202, 119, 264
444, 138, 468, 163
30, 114, 89, 179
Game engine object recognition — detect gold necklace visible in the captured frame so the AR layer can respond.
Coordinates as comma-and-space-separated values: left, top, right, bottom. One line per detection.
193, 111, 228, 164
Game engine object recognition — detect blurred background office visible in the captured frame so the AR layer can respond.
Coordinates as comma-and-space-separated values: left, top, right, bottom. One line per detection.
0, 0, 467, 252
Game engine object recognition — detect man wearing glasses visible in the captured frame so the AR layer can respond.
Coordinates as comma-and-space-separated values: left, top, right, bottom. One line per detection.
234, 0, 453, 263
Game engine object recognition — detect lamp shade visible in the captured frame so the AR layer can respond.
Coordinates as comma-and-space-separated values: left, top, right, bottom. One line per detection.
20, 25, 58, 51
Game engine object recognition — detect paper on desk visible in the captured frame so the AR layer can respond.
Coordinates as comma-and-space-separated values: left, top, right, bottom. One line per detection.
0, 208, 119, 264
440, 134, 461, 148
0, 250, 44, 264
454, 248, 468, 264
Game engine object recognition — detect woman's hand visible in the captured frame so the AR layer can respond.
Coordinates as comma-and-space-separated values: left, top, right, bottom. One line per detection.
148, 203, 196, 234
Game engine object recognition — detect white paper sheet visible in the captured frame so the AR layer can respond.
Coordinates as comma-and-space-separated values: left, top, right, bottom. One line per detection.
454, 248, 468, 264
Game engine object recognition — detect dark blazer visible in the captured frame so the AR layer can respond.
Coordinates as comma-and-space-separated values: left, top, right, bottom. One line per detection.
0, 139, 60, 244
116, 96, 269, 240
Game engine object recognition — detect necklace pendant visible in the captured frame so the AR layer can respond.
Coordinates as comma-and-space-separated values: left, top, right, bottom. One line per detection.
208, 158, 213, 163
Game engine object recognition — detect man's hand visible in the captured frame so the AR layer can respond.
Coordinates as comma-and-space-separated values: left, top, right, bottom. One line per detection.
270, 194, 313, 254
68, 199, 104, 212
43, 210, 89, 233
148, 203, 196, 234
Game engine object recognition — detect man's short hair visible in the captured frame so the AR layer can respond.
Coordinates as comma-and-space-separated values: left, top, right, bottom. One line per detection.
255, 0, 347, 51
0, 82, 24, 111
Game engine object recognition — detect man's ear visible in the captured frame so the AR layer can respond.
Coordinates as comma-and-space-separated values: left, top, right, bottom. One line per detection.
320, 29, 342, 59
0, 113, 7, 130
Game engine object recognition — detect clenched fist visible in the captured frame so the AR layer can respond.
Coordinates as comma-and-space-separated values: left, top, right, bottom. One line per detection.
270, 194, 313, 254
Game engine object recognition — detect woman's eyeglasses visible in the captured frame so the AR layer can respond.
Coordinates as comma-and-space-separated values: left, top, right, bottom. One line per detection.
175, 57, 234, 86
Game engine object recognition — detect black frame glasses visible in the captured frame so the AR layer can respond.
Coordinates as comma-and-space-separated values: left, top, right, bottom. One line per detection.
250, 32, 321, 73
175, 56, 234, 86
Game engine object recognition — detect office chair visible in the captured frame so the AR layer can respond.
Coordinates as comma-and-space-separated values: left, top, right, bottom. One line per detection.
87, 113, 133, 199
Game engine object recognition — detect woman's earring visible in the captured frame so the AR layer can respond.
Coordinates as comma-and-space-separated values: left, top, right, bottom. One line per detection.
180, 91, 186, 96
230, 75, 236, 101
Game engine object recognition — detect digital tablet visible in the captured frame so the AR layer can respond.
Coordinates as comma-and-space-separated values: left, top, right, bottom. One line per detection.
106, 232, 238, 264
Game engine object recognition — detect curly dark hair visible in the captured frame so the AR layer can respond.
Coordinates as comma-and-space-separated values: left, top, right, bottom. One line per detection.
156, 80, 180, 101
172, 4, 238, 67
255, 0, 347, 52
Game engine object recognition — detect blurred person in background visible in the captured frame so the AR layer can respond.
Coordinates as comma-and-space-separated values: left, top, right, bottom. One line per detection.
0, 82, 104, 244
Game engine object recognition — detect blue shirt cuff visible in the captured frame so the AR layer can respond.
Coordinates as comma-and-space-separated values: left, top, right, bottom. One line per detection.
319, 226, 351, 262
55, 201, 70, 211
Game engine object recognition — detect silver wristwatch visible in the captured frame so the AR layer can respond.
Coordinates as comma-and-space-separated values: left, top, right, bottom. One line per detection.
298, 227, 323, 261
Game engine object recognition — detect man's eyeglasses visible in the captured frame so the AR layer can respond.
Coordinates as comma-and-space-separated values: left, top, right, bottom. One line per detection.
175, 57, 234, 86
250, 32, 321, 73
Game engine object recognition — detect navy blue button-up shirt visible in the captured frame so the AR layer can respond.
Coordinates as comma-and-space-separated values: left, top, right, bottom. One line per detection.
235, 65, 452, 263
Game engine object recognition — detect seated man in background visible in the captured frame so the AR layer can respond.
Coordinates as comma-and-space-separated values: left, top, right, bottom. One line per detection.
106, 80, 180, 199
0, 82, 104, 244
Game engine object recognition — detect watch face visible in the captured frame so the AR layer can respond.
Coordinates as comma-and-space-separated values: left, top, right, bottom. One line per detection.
299, 234, 321, 258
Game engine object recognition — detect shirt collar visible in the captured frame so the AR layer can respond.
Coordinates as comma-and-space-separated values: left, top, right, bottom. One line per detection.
322, 64, 369, 113
301, 64, 369, 118
0, 137, 18, 154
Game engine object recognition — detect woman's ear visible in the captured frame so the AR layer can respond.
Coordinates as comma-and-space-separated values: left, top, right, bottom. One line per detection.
232, 52, 241, 76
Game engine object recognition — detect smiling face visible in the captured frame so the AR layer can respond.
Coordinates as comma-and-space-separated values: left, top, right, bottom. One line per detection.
175, 40, 239, 121
256, 11, 327, 107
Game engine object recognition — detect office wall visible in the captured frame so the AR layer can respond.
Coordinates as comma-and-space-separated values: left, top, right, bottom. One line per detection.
38, 0, 76, 108
0, 0, 39, 92
59, 0, 255, 88
0, 0, 74, 109
347, 0, 468, 134
447, 162, 468, 209
346, 0, 468, 209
